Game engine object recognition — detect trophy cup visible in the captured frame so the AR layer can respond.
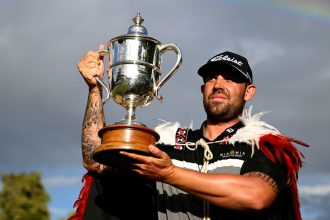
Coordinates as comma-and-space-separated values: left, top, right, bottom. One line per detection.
92, 13, 182, 167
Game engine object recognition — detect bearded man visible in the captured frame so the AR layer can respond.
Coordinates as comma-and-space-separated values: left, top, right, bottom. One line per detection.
70, 49, 308, 220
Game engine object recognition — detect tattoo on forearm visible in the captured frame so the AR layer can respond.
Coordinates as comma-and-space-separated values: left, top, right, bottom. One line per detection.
81, 89, 105, 166
244, 171, 279, 193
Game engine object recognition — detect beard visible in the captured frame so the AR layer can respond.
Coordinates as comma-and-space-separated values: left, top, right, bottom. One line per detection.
203, 89, 245, 123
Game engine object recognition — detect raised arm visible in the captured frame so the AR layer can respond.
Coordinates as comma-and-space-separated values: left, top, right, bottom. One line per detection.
81, 87, 105, 173
78, 45, 106, 173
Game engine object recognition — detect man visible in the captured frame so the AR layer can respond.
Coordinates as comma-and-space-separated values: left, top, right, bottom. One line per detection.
70, 45, 307, 220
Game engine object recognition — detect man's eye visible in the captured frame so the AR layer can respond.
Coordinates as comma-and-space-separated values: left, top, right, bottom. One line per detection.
207, 76, 217, 82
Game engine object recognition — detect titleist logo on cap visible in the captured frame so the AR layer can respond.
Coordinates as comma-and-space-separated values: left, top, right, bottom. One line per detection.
210, 55, 243, 66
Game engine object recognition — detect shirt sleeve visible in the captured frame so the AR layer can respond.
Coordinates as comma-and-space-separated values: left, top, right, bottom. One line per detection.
240, 149, 287, 191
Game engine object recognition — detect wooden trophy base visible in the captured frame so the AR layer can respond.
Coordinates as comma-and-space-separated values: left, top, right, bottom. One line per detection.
93, 124, 160, 167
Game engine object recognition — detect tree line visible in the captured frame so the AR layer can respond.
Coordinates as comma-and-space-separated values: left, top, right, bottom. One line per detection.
0, 172, 73, 220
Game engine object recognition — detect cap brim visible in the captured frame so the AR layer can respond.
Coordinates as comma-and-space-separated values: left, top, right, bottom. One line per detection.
198, 61, 252, 83
198, 61, 237, 76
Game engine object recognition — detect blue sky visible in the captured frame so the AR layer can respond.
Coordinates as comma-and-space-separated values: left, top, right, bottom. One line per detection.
1, 0, 330, 219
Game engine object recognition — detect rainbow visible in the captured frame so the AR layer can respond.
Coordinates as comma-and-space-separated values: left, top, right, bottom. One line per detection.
262, 0, 330, 28
205, 0, 330, 28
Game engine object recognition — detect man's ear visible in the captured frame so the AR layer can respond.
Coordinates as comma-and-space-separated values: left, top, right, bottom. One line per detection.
201, 84, 205, 94
244, 84, 256, 101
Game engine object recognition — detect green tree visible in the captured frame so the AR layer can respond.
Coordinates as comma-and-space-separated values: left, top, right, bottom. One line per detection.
0, 172, 50, 220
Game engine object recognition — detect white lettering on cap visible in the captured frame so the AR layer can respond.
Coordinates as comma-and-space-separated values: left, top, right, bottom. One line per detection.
210, 55, 243, 66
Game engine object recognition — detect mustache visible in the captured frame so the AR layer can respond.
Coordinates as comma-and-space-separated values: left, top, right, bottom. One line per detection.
208, 88, 229, 99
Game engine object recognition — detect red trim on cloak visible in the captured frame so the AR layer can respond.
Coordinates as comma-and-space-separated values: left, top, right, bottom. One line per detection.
68, 172, 93, 220
258, 134, 309, 220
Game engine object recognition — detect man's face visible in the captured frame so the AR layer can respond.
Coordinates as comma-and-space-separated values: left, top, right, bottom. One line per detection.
201, 71, 251, 123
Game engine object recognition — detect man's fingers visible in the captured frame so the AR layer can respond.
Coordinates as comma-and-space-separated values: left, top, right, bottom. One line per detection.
119, 151, 147, 163
84, 51, 104, 78
148, 145, 166, 159
97, 44, 105, 78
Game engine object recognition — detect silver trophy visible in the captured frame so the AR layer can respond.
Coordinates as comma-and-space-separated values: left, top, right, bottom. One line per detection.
93, 13, 182, 166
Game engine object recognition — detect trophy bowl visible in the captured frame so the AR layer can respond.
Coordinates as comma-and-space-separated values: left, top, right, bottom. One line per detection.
92, 13, 182, 167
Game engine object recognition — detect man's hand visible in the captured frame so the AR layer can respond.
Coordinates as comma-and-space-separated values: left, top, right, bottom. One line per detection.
77, 44, 105, 89
119, 145, 176, 183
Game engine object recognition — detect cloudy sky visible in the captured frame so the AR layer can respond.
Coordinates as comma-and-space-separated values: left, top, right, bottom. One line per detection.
0, 0, 329, 219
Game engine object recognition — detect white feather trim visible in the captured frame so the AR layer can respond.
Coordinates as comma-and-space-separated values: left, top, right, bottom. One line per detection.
229, 106, 280, 150
154, 121, 181, 145
154, 106, 279, 154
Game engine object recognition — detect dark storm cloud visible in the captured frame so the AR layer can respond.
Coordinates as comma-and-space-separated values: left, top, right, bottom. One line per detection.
1, 0, 330, 218
1, 0, 329, 171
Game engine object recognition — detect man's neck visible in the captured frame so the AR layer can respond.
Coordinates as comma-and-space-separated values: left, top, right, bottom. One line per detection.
204, 117, 240, 141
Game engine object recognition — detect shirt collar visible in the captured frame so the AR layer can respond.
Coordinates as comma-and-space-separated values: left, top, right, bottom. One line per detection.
200, 120, 244, 141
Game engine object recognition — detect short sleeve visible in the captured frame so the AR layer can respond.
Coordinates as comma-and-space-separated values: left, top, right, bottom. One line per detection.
240, 149, 287, 191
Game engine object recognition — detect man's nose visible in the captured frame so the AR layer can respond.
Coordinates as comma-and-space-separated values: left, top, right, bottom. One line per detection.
213, 75, 225, 89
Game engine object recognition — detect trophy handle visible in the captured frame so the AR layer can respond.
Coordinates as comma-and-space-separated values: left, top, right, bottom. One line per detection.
95, 50, 111, 105
156, 44, 182, 91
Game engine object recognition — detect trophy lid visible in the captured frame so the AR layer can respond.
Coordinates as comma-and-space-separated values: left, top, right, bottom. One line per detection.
127, 13, 148, 36
109, 12, 160, 44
